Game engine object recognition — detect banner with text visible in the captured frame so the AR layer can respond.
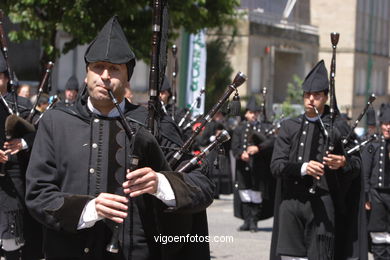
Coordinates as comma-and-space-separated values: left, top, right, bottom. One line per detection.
185, 30, 207, 117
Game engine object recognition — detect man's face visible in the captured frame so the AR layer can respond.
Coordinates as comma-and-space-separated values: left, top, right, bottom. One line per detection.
303, 91, 328, 116
85, 61, 128, 106
18, 85, 30, 98
0, 72, 9, 95
381, 122, 390, 139
159, 90, 170, 104
65, 89, 78, 102
245, 110, 259, 122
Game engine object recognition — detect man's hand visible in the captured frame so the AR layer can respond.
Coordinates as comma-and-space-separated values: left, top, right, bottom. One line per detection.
306, 160, 325, 179
247, 145, 259, 155
240, 151, 250, 162
0, 150, 9, 163
3, 139, 23, 155
365, 201, 371, 211
95, 193, 128, 223
123, 167, 158, 198
323, 153, 346, 170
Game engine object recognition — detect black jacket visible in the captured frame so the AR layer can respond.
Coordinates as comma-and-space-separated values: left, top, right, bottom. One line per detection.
25, 94, 214, 260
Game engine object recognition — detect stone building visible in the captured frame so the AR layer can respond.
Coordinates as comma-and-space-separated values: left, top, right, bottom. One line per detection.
311, 0, 390, 122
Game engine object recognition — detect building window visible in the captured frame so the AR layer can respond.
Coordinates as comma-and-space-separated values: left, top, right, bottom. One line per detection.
355, 68, 366, 95
250, 57, 262, 93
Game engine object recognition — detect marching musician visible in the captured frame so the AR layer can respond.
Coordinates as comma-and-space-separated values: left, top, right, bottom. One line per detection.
61, 75, 79, 107
232, 96, 274, 232
197, 107, 233, 198
366, 106, 377, 136
25, 16, 213, 260
363, 104, 390, 259
0, 52, 41, 259
269, 60, 361, 260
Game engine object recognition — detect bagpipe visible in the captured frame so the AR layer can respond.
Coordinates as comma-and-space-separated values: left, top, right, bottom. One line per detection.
169, 72, 247, 169
4, 61, 54, 139
106, 89, 137, 254
0, 10, 19, 116
342, 93, 376, 145
309, 32, 339, 194
178, 130, 230, 173
147, 0, 169, 135
170, 44, 178, 121
178, 89, 205, 128
26, 61, 54, 123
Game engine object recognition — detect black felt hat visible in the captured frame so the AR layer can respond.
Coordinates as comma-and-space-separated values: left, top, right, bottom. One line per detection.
84, 16, 136, 81
379, 103, 390, 123
302, 60, 329, 93
160, 75, 171, 92
0, 51, 7, 74
366, 106, 376, 126
246, 96, 260, 112
65, 75, 79, 91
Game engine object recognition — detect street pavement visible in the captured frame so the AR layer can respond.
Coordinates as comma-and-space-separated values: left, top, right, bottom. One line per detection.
208, 194, 273, 260
207, 194, 373, 260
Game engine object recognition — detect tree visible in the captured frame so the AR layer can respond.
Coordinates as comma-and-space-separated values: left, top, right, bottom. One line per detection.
0, 0, 239, 64
205, 36, 234, 112
279, 74, 303, 118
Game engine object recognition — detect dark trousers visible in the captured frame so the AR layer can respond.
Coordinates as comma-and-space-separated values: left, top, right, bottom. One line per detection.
368, 189, 390, 232
276, 194, 335, 260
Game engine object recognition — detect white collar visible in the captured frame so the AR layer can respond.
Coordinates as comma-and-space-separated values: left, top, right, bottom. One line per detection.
87, 97, 125, 117
305, 114, 319, 122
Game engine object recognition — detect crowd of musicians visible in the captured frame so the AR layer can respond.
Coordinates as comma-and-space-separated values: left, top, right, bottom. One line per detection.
0, 14, 389, 260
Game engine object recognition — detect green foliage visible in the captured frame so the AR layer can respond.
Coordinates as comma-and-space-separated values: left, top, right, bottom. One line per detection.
205, 36, 234, 112
280, 74, 303, 118
0, 0, 239, 63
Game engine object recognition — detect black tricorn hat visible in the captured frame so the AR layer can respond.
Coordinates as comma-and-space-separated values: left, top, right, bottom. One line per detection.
379, 103, 390, 123
246, 96, 260, 112
160, 75, 171, 92
84, 16, 136, 81
302, 60, 329, 93
0, 51, 7, 74
65, 75, 79, 91
366, 106, 376, 126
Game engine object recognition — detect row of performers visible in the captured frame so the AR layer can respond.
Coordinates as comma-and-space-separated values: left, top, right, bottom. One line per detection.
227, 59, 390, 260
0, 16, 225, 260
1, 17, 388, 260
162, 55, 390, 259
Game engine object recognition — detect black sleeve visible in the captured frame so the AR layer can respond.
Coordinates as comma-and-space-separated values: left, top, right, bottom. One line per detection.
361, 145, 375, 201
259, 136, 275, 152
25, 112, 93, 233
161, 163, 215, 214
231, 126, 244, 158
270, 121, 302, 179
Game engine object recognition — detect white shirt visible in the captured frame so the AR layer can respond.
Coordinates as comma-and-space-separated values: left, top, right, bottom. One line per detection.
78, 98, 176, 230
300, 114, 320, 176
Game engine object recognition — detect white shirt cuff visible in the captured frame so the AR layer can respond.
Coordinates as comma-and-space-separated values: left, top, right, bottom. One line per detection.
21, 138, 28, 150
153, 173, 176, 207
301, 162, 308, 176
77, 199, 103, 230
